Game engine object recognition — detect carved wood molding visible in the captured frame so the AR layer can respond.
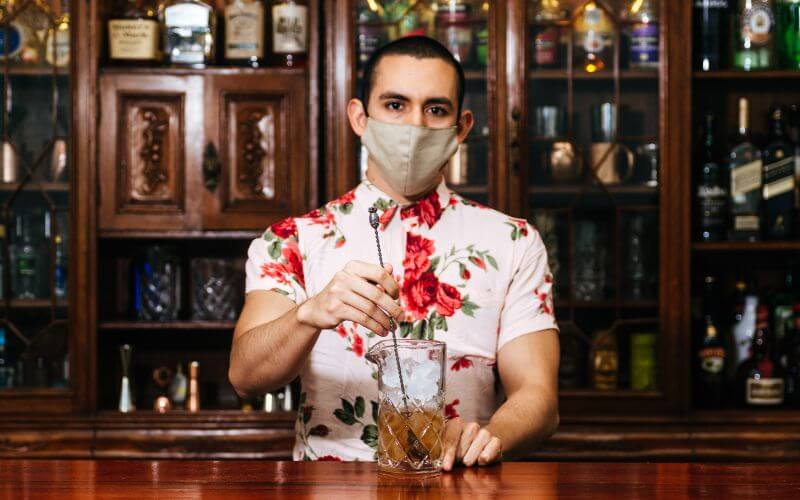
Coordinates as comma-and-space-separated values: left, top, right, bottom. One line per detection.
237, 109, 270, 196
138, 108, 169, 196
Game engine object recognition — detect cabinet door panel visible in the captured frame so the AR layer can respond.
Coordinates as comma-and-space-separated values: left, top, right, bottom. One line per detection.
99, 75, 203, 231
203, 74, 308, 229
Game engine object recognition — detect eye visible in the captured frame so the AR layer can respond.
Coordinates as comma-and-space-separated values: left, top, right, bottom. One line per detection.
426, 106, 449, 117
386, 101, 403, 112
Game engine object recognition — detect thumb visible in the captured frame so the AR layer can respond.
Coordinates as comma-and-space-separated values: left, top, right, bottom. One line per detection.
383, 263, 393, 275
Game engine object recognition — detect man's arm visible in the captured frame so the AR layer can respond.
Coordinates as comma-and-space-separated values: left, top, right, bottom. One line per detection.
229, 262, 404, 398
442, 329, 559, 469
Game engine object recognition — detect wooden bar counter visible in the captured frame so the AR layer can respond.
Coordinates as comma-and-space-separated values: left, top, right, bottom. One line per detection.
2, 460, 800, 498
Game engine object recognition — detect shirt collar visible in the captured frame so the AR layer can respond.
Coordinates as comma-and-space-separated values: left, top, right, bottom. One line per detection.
355, 178, 452, 229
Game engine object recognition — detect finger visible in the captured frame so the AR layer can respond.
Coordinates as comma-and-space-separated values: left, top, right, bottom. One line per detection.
456, 422, 480, 462
338, 303, 387, 337
462, 428, 492, 467
349, 276, 404, 321
346, 261, 400, 299
441, 419, 463, 472
341, 291, 393, 333
477, 437, 502, 466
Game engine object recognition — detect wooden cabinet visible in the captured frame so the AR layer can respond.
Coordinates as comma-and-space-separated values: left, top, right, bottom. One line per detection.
99, 71, 308, 232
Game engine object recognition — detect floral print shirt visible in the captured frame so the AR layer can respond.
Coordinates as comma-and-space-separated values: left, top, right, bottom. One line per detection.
245, 179, 557, 462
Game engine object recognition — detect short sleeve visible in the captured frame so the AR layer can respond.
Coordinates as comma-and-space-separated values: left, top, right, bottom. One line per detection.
245, 217, 308, 304
497, 224, 558, 351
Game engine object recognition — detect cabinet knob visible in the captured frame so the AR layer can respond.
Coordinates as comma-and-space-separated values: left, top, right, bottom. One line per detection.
510, 107, 521, 175
203, 142, 221, 192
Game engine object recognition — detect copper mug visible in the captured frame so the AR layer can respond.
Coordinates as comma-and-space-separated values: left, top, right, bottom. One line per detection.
546, 141, 583, 184
590, 142, 635, 185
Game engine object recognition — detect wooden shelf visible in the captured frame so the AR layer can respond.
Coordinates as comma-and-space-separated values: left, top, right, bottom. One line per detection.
94, 410, 295, 425
99, 230, 261, 240
0, 182, 68, 192
694, 70, 800, 80
529, 69, 658, 80
693, 241, 800, 252
556, 299, 658, 309
100, 66, 307, 77
530, 185, 658, 195
98, 320, 236, 331
561, 389, 662, 399
451, 184, 487, 194
5, 298, 67, 308
1, 66, 68, 76
357, 69, 486, 80
690, 409, 800, 424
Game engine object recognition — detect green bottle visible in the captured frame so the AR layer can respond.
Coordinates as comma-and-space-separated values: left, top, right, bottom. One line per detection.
777, 0, 800, 69
733, 0, 775, 70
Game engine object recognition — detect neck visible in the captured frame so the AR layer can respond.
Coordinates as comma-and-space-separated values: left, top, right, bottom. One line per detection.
365, 158, 443, 205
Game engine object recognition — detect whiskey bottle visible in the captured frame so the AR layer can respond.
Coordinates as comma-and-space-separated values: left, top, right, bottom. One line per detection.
573, 1, 613, 73
776, 0, 800, 70
270, 0, 308, 68
694, 0, 730, 71
698, 316, 727, 409
738, 305, 785, 406
784, 304, 800, 406
108, 0, 161, 64
161, 0, 217, 67
763, 105, 796, 239
187, 360, 200, 412
532, 0, 568, 69
224, 0, 265, 66
622, 0, 659, 69
697, 113, 728, 242
733, 0, 775, 70
729, 97, 763, 241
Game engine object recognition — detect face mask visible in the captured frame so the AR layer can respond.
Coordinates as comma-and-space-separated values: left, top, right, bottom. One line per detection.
361, 118, 459, 197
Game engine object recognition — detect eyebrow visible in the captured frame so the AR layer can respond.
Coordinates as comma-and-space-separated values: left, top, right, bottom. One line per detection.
377, 92, 454, 108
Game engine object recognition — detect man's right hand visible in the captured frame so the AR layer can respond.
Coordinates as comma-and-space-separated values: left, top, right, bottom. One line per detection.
296, 261, 403, 336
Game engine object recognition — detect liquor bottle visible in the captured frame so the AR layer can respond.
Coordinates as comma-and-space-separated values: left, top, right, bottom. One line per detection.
108, 0, 161, 65
12, 214, 40, 299
776, 0, 800, 69
698, 113, 728, 242
0, 328, 9, 389
733, 0, 775, 70
161, 0, 216, 67
788, 103, 800, 235
46, 2, 71, 68
773, 268, 799, 344
784, 304, 800, 406
738, 305, 785, 406
168, 363, 187, 407
224, 0, 265, 67
187, 360, 200, 412
54, 234, 67, 299
694, 0, 730, 71
270, 0, 308, 68
573, 1, 613, 73
698, 316, 727, 408
729, 98, 763, 241
731, 279, 759, 375
532, 0, 568, 69
763, 105, 797, 239
621, 0, 659, 69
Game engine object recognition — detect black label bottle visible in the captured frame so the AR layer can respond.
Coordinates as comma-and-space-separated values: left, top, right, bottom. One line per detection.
728, 97, 763, 241
738, 305, 785, 406
694, 0, 730, 71
762, 105, 796, 239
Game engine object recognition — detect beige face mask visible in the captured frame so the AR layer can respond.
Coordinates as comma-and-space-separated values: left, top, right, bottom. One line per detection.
361, 118, 459, 197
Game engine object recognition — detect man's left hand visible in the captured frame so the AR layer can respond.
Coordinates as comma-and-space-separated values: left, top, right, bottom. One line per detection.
441, 417, 502, 471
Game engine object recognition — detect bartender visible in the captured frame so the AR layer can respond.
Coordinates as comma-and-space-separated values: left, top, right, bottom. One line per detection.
229, 36, 559, 469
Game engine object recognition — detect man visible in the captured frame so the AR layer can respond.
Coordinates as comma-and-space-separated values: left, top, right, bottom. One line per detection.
230, 36, 559, 469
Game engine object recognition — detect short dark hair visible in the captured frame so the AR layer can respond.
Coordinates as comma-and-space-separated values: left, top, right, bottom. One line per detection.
360, 36, 465, 117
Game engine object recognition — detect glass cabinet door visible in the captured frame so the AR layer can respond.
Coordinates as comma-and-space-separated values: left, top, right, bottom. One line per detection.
354, 0, 492, 204
526, 0, 661, 395
0, 0, 71, 396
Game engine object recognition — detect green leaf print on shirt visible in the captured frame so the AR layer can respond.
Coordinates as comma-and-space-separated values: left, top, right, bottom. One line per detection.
333, 396, 380, 451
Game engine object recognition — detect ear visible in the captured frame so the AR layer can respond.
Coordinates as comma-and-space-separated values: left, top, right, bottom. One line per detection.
347, 98, 368, 137
456, 110, 475, 143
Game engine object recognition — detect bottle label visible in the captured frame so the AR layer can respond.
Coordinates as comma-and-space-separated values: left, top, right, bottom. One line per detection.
225, 2, 265, 59
734, 214, 760, 231
694, 0, 729, 7
699, 348, 725, 374
743, 5, 774, 46
631, 23, 659, 65
698, 184, 727, 229
0, 22, 24, 60
165, 4, 210, 28
109, 20, 159, 60
45, 28, 70, 67
730, 160, 763, 197
17, 254, 35, 276
763, 157, 796, 200
273, 4, 308, 54
746, 377, 784, 405
535, 28, 558, 65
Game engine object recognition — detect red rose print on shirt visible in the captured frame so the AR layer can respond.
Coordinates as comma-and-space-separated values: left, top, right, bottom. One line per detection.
445, 399, 460, 420
402, 271, 440, 320
401, 191, 443, 228
350, 331, 365, 357
450, 356, 473, 371
282, 240, 305, 288
469, 256, 486, 270
331, 189, 355, 207
380, 205, 398, 230
317, 455, 343, 461
403, 233, 435, 281
269, 217, 297, 239
436, 282, 463, 317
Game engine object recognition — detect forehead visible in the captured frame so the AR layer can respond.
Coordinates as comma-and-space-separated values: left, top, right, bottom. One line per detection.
371, 55, 458, 101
